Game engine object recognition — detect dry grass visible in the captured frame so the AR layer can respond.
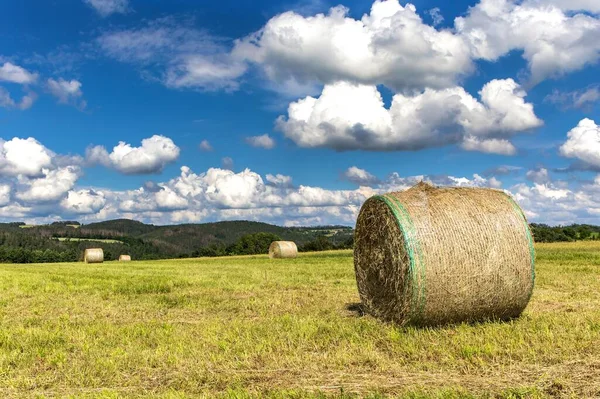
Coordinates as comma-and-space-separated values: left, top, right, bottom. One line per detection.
0, 242, 599, 398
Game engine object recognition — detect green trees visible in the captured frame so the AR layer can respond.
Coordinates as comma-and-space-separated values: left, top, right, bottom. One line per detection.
531, 224, 600, 242
232, 232, 281, 255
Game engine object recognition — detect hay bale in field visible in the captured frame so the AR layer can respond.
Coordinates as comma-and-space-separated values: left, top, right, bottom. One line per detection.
119, 255, 131, 262
84, 248, 104, 263
354, 182, 535, 326
269, 241, 298, 259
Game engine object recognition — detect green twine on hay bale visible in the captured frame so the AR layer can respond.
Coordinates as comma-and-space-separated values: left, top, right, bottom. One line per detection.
353, 182, 535, 326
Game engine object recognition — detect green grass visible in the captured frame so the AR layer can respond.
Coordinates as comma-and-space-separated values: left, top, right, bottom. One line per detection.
51, 237, 123, 243
0, 242, 599, 398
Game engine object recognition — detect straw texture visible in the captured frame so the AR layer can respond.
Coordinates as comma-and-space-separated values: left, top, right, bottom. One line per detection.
354, 182, 535, 326
269, 241, 298, 259
84, 248, 104, 264
119, 255, 131, 262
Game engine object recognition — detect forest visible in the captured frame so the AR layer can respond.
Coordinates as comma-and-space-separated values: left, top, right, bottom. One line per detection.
0, 219, 353, 263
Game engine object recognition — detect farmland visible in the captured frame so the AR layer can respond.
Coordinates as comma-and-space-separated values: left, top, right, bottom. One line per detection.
51, 237, 124, 244
0, 242, 599, 398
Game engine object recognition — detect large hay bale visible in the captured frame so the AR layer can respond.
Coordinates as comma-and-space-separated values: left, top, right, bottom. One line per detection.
119, 255, 131, 262
354, 182, 535, 326
84, 248, 104, 264
269, 241, 298, 259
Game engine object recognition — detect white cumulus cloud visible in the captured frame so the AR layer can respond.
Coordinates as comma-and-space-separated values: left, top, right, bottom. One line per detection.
16, 166, 80, 203
276, 79, 541, 151
86, 135, 180, 174
0, 137, 54, 177
61, 189, 107, 214
0, 62, 38, 84
526, 168, 550, 184
46, 78, 86, 109
233, 0, 473, 91
461, 136, 517, 155
455, 0, 600, 84
266, 173, 293, 188
559, 118, 600, 169
0, 184, 11, 206
342, 166, 380, 186
245, 134, 276, 149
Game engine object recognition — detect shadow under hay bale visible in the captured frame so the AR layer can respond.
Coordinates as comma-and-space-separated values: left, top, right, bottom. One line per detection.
84, 248, 104, 264
269, 241, 298, 259
345, 302, 366, 317
119, 255, 131, 262
354, 182, 535, 327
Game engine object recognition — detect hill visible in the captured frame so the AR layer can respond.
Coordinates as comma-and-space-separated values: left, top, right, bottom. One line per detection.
0, 219, 353, 263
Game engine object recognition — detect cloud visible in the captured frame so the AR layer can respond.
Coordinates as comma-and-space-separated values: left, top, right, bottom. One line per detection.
559, 118, 600, 169
46, 78, 86, 109
526, 0, 600, 12
61, 189, 106, 214
526, 168, 550, 184
266, 173, 293, 188
0, 87, 36, 110
97, 17, 246, 91
276, 79, 541, 151
0, 62, 38, 84
455, 0, 600, 85
16, 166, 80, 203
461, 136, 517, 155
0, 184, 11, 206
233, 0, 472, 91
3, 153, 600, 226
511, 177, 600, 225
199, 140, 213, 152
342, 166, 380, 186
86, 135, 180, 174
83, 0, 129, 16
0, 137, 54, 177
482, 165, 522, 177
163, 55, 247, 91
221, 157, 234, 171
545, 86, 600, 110
427, 8, 444, 26
155, 187, 188, 210
245, 134, 276, 149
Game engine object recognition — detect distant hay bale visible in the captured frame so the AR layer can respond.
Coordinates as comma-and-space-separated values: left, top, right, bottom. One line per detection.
269, 241, 298, 259
84, 248, 104, 264
354, 182, 535, 326
119, 255, 131, 262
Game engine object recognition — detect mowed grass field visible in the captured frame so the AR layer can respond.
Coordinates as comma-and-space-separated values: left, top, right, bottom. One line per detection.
0, 242, 599, 398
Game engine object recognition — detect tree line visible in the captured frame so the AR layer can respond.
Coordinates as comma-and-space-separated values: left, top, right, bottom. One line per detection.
530, 224, 600, 243
0, 231, 353, 263
193, 233, 353, 257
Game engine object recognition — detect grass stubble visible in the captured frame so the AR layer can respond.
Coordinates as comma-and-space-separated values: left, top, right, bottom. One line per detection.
0, 242, 598, 398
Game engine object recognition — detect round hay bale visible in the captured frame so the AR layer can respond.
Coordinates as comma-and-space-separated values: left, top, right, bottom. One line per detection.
354, 182, 535, 326
84, 248, 104, 264
269, 241, 298, 259
119, 255, 131, 262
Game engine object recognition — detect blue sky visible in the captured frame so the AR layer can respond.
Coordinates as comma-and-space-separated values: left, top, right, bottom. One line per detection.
0, 0, 599, 226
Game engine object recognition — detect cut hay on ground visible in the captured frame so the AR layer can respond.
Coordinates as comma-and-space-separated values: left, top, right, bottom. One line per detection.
119, 255, 131, 262
354, 182, 535, 326
84, 248, 104, 264
269, 241, 298, 259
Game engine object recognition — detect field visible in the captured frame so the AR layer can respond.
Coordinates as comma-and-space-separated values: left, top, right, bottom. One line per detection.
0, 242, 599, 398
51, 238, 123, 244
